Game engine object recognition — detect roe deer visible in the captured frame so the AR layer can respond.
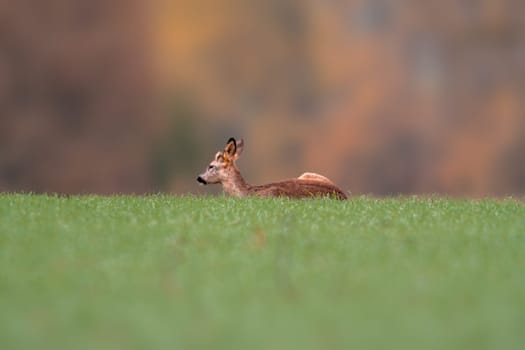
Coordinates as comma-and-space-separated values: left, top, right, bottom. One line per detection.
197, 138, 347, 200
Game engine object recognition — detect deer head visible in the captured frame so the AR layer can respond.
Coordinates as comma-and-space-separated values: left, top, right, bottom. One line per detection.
197, 137, 244, 185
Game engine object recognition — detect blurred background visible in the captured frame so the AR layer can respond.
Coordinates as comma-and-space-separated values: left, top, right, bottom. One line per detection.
1, 0, 524, 197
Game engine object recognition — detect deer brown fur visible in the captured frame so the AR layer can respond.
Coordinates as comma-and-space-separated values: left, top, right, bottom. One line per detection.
197, 138, 347, 200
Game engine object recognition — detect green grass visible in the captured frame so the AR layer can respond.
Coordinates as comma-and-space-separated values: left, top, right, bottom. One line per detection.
1, 194, 524, 350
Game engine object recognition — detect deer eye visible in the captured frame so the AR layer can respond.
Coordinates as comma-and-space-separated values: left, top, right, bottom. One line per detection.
208, 165, 215, 170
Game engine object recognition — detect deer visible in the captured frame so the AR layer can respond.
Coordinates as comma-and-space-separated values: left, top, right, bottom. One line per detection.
197, 138, 347, 200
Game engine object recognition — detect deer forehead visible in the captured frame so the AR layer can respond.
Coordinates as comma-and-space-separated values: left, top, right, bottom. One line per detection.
214, 152, 223, 161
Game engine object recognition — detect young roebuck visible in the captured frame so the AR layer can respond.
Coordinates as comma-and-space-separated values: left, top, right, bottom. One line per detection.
197, 138, 347, 199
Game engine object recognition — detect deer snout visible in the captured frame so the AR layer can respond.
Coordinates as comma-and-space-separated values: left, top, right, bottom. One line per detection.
196, 176, 207, 185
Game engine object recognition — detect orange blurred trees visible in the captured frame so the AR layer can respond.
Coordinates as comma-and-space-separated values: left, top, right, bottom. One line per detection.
1, 0, 524, 195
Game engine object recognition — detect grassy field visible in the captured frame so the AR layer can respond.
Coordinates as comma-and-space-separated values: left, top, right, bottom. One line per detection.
0, 194, 524, 350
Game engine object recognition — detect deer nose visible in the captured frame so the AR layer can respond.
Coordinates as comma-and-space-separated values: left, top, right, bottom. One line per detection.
197, 176, 207, 185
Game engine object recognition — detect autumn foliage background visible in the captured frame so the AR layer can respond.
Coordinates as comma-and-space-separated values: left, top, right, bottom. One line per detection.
1, 0, 524, 197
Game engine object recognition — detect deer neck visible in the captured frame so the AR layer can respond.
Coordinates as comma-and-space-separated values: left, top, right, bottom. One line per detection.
221, 167, 251, 197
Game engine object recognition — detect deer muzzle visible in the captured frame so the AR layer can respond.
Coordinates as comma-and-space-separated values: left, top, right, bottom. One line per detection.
196, 176, 207, 185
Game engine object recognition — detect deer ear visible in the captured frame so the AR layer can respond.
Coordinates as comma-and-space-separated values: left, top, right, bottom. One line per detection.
224, 138, 237, 157
234, 138, 244, 159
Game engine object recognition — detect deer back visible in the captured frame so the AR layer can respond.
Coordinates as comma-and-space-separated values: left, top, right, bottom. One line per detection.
250, 179, 347, 200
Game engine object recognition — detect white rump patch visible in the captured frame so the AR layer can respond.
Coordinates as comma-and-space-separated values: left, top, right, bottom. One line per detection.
298, 172, 335, 185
